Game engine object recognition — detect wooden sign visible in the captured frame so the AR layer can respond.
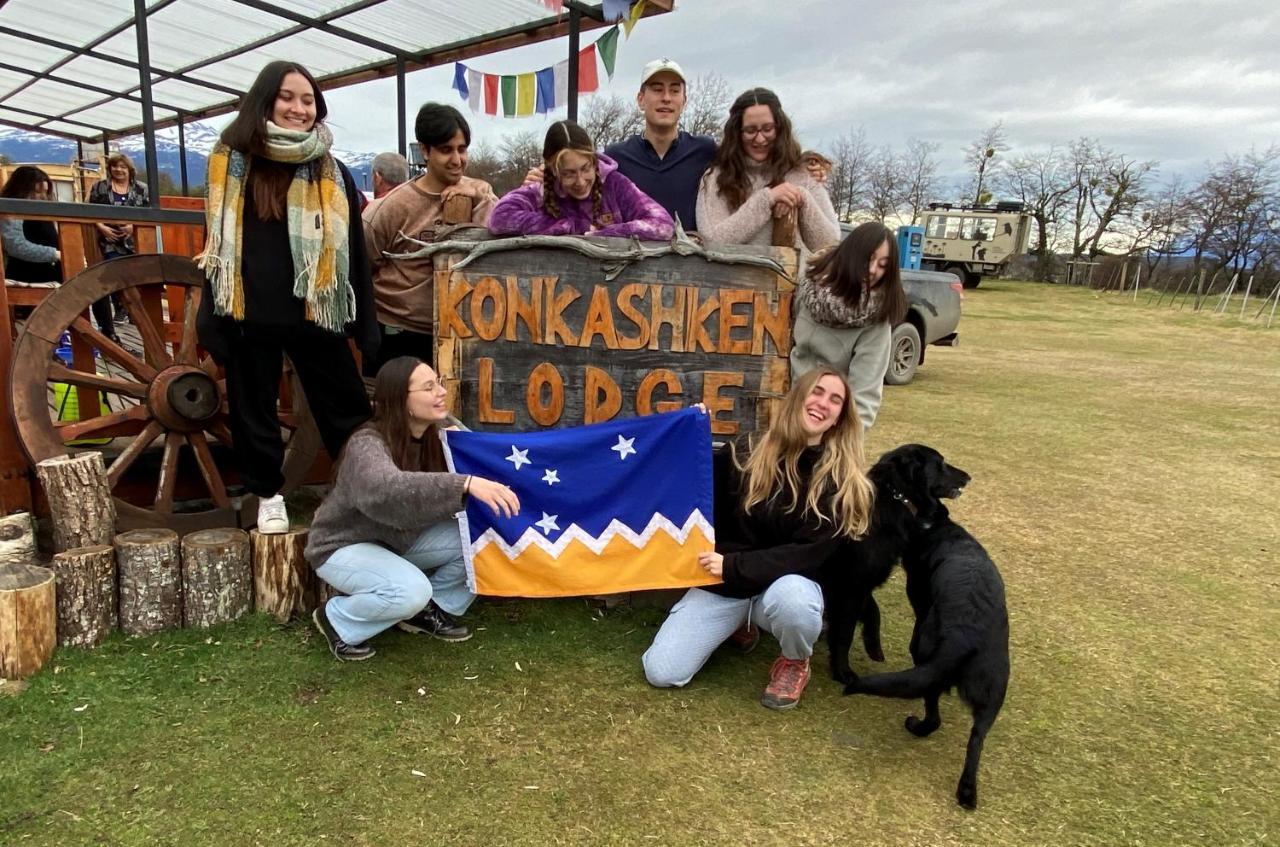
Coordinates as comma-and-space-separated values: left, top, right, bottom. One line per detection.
434, 242, 798, 437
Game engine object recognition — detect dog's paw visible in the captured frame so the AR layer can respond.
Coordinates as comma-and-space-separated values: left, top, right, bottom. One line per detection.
841, 677, 863, 696
831, 665, 858, 686
955, 779, 978, 810
905, 715, 940, 737
864, 641, 886, 663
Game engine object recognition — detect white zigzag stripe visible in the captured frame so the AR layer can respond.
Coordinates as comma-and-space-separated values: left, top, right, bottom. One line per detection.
471, 510, 715, 560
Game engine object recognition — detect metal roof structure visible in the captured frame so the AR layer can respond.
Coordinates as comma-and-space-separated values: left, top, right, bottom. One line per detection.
0, 0, 673, 198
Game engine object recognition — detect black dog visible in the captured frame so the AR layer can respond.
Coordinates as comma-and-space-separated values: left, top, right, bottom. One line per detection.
843, 444, 1009, 810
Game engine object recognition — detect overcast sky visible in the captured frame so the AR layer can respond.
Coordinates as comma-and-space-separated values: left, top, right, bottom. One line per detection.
316, 0, 1278, 191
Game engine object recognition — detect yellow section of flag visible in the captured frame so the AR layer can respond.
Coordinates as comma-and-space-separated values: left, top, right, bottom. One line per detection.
516, 73, 536, 116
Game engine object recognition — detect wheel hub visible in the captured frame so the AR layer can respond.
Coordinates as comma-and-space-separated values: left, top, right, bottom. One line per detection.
147, 366, 221, 432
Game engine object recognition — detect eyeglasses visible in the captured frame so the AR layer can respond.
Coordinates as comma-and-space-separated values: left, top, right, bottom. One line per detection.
409, 376, 449, 393
556, 159, 596, 181
741, 124, 777, 140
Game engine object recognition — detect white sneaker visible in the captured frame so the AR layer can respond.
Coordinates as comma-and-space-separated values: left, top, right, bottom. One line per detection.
256, 494, 289, 534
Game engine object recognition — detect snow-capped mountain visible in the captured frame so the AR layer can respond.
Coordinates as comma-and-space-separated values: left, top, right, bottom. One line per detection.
0, 124, 377, 191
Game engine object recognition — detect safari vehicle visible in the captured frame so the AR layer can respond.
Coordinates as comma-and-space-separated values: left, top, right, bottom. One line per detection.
920, 201, 1032, 288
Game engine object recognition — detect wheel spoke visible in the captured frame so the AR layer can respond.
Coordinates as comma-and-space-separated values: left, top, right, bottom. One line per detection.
120, 286, 173, 369
204, 416, 235, 447
199, 354, 220, 378
70, 317, 158, 382
187, 431, 231, 508
179, 286, 202, 365
106, 420, 163, 488
55, 402, 149, 443
49, 362, 148, 400
154, 431, 182, 513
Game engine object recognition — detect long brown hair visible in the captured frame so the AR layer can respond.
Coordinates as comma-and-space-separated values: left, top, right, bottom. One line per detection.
808, 222, 908, 324
347, 356, 445, 473
708, 87, 802, 211
736, 367, 873, 539
221, 61, 328, 222
541, 119, 606, 227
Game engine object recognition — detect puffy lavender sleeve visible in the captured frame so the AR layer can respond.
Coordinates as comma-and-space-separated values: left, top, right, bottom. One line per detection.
593, 171, 675, 240
487, 184, 574, 236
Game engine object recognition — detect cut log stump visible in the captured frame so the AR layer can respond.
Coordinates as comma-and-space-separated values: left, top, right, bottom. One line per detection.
0, 563, 57, 678
181, 528, 251, 629
35, 453, 117, 552
51, 545, 116, 648
251, 529, 316, 623
0, 512, 38, 568
114, 529, 182, 635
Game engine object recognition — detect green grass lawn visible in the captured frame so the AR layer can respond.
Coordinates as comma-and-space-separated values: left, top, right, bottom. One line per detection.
3, 281, 1278, 846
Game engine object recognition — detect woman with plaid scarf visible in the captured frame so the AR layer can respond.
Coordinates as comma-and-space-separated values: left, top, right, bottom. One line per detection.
196, 61, 378, 534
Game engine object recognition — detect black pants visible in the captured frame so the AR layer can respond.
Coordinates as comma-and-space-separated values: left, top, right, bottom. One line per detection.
363, 323, 434, 377
225, 322, 372, 497
91, 295, 120, 337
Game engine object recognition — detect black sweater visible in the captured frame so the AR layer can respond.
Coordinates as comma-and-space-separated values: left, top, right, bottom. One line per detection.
709, 440, 850, 599
196, 157, 379, 364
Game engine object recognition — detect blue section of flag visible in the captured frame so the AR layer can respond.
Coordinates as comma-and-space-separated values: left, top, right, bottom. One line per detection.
443, 409, 712, 546
535, 66, 556, 114
452, 63, 469, 99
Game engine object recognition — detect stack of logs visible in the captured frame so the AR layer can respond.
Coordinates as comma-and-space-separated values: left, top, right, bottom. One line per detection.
0, 453, 322, 680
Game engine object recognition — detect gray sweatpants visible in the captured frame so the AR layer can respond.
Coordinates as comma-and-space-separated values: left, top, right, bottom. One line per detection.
642, 575, 825, 688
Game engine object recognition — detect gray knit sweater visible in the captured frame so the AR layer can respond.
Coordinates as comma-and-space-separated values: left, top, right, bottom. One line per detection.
304, 427, 469, 569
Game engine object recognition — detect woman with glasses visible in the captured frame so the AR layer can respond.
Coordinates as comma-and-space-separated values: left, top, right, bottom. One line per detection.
488, 119, 674, 240
695, 88, 839, 251
305, 356, 521, 661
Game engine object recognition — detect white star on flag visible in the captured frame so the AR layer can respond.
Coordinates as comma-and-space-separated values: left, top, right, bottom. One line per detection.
611, 434, 637, 460
542, 469, 560, 485
535, 512, 560, 535
505, 446, 530, 470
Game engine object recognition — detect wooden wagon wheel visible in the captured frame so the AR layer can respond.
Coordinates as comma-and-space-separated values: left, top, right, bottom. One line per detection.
8, 254, 321, 533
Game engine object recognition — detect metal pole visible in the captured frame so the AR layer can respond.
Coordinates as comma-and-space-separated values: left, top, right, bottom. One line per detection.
177, 112, 189, 195
396, 56, 407, 158
102, 131, 110, 155
566, 7, 580, 121
133, 0, 161, 207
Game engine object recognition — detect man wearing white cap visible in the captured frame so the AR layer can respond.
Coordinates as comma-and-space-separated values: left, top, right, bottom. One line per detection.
604, 58, 715, 232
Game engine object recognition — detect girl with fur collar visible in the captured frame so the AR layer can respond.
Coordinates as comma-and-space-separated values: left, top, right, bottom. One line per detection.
488, 120, 674, 240
792, 222, 909, 431
695, 87, 839, 251
643, 367, 874, 711
195, 61, 377, 536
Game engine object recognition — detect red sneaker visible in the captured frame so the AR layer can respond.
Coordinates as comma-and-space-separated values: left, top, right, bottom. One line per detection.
761, 656, 810, 710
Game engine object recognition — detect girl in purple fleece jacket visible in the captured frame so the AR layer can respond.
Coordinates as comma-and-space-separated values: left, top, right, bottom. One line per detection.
488, 120, 674, 240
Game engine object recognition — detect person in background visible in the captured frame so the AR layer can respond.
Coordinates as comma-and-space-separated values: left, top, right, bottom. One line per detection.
1, 166, 63, 288
642, 367, 874, 710
488, 119, 674, 240
696, 88, 839, 253
791, 222, 908, 431
88, 151, 149, 337
370, 151, 410, 200
305, 356, 520, 661
195, 60, 377, 535
800, 149, 833, 185
363, 103, 497, 371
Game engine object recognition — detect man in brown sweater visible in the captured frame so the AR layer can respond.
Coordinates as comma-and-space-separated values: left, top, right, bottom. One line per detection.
363, 103, 497, 371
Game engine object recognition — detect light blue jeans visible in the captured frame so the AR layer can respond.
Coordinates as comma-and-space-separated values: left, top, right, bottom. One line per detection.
642, 574, 825, 688
315, 521, 474, 645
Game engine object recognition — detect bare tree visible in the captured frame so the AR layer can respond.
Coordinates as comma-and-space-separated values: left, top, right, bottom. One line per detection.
965, 120, 1009, 205
580, 94, 643, 148
1083, 153, 1156, 258
1066, 137, 1102, 260
683, 72, 731, 139
998, 146, 1076, 279
898, 138, 941, 225
825, 127, 873, 221
1187, 147, 1279, 276
865, 146, 903, 223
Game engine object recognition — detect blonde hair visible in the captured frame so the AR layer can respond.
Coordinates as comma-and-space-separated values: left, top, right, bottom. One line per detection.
736, 367, 873, 539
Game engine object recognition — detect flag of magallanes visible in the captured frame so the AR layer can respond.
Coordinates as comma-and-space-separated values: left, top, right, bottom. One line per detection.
441, 408, 717, 597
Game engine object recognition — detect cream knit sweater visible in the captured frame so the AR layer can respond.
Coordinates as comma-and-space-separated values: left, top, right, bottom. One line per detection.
695, 162, 840, 251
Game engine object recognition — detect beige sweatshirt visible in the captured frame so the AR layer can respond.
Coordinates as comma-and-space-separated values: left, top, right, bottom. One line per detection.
362, 174, 497, 333
695, 163, 840, 252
